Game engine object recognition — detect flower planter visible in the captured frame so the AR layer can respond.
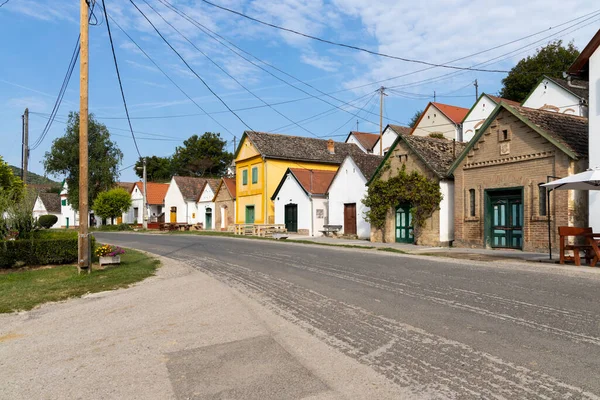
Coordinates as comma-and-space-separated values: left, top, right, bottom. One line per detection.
99, 255, 121, 266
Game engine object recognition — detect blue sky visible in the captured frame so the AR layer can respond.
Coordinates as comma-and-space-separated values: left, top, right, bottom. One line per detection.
1, 0, 598, 182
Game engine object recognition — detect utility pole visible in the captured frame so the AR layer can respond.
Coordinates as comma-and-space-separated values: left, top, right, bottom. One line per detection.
356, 120, 359, 132
474, 79, 479, 101
233, 136, 237, 153
142, 157, 148, 230
379, 86, 386, 156
78, 0, 90, 274
21, 108, 28, 184
434, 91, 436, 102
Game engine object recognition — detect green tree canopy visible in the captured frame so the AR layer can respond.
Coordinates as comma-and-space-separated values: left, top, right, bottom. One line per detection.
499, 40, 580, 102
408, 110, 423, 128
0, 156, 24, 201
172, 132, 233, 177
134, 156, 173, 182
92, 188, 132, 224
43, 112, 123, 210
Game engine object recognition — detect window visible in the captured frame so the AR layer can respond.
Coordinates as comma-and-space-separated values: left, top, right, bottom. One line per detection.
502, 129, 509, 141
134, 207, 139, 219
252, 166, 258, 184
61, 199, 67, 206
469, 189, 476, 217
539, 185, 547, 216
242, 169, 248, 185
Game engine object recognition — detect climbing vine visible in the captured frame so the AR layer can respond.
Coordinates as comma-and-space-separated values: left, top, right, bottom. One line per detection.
363, 165, 442, 240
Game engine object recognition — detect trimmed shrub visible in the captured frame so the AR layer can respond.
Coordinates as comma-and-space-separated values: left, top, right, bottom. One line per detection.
38, 215, 58, 229
97, 223, 133, 232
0, 235, 96, 268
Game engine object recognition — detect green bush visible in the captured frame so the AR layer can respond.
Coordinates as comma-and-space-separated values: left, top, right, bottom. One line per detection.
0, 235, 96, 269
38, 215, 58, 229
32, 230, 78, 240
97, 223, 132, 232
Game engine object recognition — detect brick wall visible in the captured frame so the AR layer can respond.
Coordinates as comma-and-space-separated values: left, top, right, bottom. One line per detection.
214, 185, 235, 231
454, 109, 588, 252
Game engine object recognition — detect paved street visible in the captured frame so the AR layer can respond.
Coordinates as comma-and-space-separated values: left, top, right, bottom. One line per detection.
94, 232, 600, 399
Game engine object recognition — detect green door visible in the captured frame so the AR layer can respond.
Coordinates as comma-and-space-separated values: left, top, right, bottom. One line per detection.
284, 204, 298, 232
245, 205, 255, 224
395, 204, 413, 243
205, 208, 212, 230
490, 192, 523, 249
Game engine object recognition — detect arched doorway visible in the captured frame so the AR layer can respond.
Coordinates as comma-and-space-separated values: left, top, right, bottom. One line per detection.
205, 207, 212, 230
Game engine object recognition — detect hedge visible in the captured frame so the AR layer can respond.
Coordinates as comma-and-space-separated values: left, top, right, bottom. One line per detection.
0, 235, 96, 269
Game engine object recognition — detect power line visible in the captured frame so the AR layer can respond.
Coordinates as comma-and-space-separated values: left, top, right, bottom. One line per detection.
102, 0, 141, 158
320, 91, 379, 137
0, 0, 11, 8
141, 0, 320, 138
128, 0, 255, 131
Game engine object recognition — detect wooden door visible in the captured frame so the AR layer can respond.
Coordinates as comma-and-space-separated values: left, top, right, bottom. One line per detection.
395, 204, 413, 243
490, 193, 523, 249
205, 208, 212, 230
284, 204, 298, 232
344, 203, 357, 235
245, 206, 255, 224
170, 207, 177, 223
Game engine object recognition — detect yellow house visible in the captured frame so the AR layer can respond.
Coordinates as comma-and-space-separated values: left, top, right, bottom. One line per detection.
235, 131, 365, 225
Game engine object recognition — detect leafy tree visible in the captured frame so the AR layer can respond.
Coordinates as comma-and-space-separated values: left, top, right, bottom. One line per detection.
172, 132, 233, 177
38, 215, 58, 229
134, 156, 173, 182
0, 156, 24, 201
44, 112, 123, 210
499, 40, 580, 102
408, 110, 423, 128
92, 188, 132, 225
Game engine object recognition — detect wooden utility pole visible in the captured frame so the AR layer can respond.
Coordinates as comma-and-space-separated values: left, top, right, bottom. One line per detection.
142, 158, 148, 230
21, 108, 28, 184
474, 79, 479, 101
78, 0, 90, 274
378, 86, 386, 156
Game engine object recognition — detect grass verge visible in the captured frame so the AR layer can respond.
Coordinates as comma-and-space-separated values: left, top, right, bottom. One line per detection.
0, 247, 160, 314
377, 247, 407, 254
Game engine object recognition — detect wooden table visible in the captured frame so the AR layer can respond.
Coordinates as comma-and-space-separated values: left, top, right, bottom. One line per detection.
584, 233, 600, 267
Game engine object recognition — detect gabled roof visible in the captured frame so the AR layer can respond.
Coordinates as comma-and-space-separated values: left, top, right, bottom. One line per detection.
116, 182, 135, 193
235, 131, 365, 164
431, 102, 469, 124
448, 103, 588, 174
388, 125, 412, 135
545, 76, 589, 100
568, 28, 600, 78
38, 192, 61, 214
133, 182, 169, 205
346, 131, 380, 152
328, 153, 383, 191
196, 179, 221, 202
212, 177, 236, 202
173, 176, 214, 200
462, 93, 520, 123
271, 168, 336, 200
368, 127, 465, 184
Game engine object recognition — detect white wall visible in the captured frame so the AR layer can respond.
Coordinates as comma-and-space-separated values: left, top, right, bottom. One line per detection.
32, 197, 60, 229
60, 184, 78, 228
164, 178, 188, 224
412, 105, 458, 140
462, 95, 497, 143
590, 50, 600, 231
198, 185, 215, 229
373, 127, 398, 156
522, 78, 586, 116
123, 185, 142, 224
345, 134, 368, 153
439, 180, 454, 244
312, 197, 328, 236
327, 157, 371, 239
273, 174, 312, 235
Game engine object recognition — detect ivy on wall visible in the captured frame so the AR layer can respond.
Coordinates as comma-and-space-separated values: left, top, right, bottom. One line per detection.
363, 165, 442, 240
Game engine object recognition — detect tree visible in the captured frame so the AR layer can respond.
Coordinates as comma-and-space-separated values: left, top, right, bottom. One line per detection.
134, 156, 173, 182
92, 188, 132, 224
44, 112, 123, 210
499, 40, 580, 102
172, 132, 233, 177
0, 156, 24, 201
408, 110, 423, 128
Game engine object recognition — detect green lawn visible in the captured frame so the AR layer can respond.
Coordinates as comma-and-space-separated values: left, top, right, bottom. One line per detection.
0, 248, 160, 313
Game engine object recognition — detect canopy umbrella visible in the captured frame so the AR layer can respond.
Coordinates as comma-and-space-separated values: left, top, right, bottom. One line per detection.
542, 167, 600, 260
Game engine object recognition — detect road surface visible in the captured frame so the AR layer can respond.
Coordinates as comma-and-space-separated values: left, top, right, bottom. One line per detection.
96, 232, 600, 399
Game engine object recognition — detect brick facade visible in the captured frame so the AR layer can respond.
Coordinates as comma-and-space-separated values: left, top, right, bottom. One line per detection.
454, 108, 588, 252
214, 181, 235, 231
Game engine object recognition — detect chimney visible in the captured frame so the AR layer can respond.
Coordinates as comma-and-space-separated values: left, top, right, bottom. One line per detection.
327, 139, 335, 154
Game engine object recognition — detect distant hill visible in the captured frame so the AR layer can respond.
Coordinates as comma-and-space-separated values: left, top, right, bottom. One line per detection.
10, 165, 59, 186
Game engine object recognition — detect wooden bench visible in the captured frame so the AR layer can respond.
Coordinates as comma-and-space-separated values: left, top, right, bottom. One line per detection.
559, 226, 594, 266
320, 224, 342, 237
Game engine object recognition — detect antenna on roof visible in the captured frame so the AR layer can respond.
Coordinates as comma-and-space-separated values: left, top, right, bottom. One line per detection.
356, 120, 359, 132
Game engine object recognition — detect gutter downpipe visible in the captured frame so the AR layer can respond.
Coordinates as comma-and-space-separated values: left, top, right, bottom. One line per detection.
310, 194, 314, 237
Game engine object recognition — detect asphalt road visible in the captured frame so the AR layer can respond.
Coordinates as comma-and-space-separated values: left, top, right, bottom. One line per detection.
96, 232, 600, 399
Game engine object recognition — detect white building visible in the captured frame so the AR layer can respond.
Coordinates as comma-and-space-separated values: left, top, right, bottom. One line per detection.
327, 154, 382, 239
373, 124, 411, 156
568, 29, 600, 230
412, 102, 469, 141
59, 182, 79, 228
122, 182, 169, 225
196, 180, 220, 230
462, 94, 520, 142
272, 168, 336, 236
345, 131, 379, 154
32, 192, 61, 229
522, 75, 588, 117
164, 176, 216, 225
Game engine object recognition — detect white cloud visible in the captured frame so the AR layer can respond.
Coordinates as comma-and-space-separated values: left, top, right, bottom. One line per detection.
300, 51, 341, 72
7, 96, 48, 112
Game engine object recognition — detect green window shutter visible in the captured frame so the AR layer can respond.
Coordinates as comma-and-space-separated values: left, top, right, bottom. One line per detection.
61, 199, 67, 206
242, 170, 248, 185
252, 167, 258, 184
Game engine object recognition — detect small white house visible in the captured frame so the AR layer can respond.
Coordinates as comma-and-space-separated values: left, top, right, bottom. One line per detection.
196, 179, 220, 230
345, 131, 379, 154
59, 181, 79, 228
412, 102, 469, 141
567, 28, 599, 230
164, 176, 216, 225
122, 182, 169, 224
327, 154, 382, 239
272, 168, 336, 236
462, 94, 520, 142
522, 75, 588, 117
32, 192, 61, 229
372, 124, 411, 156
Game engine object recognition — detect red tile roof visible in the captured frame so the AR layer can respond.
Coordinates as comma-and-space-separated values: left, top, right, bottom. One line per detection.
223, 177, 236, 198
431, 102, 470, 124
289, 169, 336, 195
134, 181, 169, 205
347, 131, 380, 151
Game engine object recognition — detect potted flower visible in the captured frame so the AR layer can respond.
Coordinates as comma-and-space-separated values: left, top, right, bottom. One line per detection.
95, 244, 125, 266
